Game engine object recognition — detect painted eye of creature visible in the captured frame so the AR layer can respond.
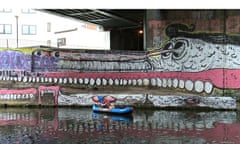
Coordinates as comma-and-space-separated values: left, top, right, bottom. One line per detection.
162, 42, 172, 57
33, 51, 42, 57
51, 51, 60, 58
172, 40, 188, 60
173, 42, 184, 57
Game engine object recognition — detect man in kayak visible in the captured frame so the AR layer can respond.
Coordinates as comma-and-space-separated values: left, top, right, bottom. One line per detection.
97, 95, 115, 109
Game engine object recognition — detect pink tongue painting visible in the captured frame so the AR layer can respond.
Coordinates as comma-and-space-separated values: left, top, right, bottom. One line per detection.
44, 68, 240, 89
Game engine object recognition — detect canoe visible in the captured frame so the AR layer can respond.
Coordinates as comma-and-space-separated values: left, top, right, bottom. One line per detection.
92, 104, 133, 114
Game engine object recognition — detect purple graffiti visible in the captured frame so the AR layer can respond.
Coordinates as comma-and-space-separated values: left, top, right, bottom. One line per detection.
0, 50, 31, 71
33, 56, 58, 72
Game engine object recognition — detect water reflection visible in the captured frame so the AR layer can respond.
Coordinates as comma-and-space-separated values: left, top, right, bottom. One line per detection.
0, 108, 239, 143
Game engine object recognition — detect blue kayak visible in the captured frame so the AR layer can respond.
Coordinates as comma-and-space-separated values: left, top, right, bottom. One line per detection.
92, 104, 133, 114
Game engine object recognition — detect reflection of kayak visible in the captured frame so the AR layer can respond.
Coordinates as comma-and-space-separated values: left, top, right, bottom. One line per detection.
92, 104, 133, 114
92, 112, 133, 123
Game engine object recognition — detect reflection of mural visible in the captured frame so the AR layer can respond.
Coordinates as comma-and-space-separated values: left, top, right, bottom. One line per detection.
0, 108, 239, 143
0, 12, 240, 109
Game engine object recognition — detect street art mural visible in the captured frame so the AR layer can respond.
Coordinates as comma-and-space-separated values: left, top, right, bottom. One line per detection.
0, 10, 239, 109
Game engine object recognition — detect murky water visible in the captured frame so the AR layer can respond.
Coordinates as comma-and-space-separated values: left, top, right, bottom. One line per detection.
0, 107, 239, 144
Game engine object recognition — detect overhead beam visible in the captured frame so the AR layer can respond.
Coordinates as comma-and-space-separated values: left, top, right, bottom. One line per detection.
68, 11, 96, 16
89, 18, 111, 22
92, 9, 139, 25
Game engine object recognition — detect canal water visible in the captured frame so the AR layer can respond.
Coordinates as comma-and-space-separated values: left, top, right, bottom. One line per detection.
0, 107, 239, 144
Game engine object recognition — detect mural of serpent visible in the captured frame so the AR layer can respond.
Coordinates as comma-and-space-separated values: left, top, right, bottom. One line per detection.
0, 22, 238, 109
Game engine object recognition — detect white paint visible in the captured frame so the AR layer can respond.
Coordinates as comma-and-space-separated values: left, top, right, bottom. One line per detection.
73, 78, 78, 84
173, 78, 178, 88
132, 79, 137, 86
102, 78, 107, 86
53, 78, 58, 83
156, 78, 162, 87
108, 78, 113, 85
58, 78, 63, 84
128, 79, 132, 85
185, 80, 193, 91
179, 80, 185, 89
23, 76, 28, 82
194, 80, 204, 93
32, 77, 35, 82
205, 81, 213, 94
167, 78, 172, 87
48, 77, 52, 83
40, 77, 44, 83
84, 78, 89, 85
96, 78, 101, 86
44, 77, 48, 82
89, 78, 95, 86
123, 79, 128, 86
36, 77, 39, 83
78, 78, 83, 84
63, 78, 68, 84
150, 78, 157, 86
137, 79, 143, 86
162, 78, 167, 88
68, 78, 73, 84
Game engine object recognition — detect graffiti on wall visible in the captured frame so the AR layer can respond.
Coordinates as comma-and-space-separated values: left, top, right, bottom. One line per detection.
0, 17, 238, 109
0, 85, 235, 109
0, 50, 31, 71
32, 50, 58, 72
147, 23, 240, 90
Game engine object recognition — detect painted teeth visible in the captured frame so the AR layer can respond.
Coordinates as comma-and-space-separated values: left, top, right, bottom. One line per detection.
48, 77, 52, 83
162, 78, 167, 88
150, 78, 156, 86
204, 81, 213, 94
84, 78, 89, 85
132, 79, 137, 86
137, 79, 142, 86
128, 79, 132, 85
1, 73, 214, 94
185, 80, 193, 91
108, 78, 113, 85
54, 78, 58, 83
63, 78, 67, 84
156, 78, 162, 87
0, 94, 34, 100
173, 78, 178, 88
41, 77, 44, 83
73, 78, 78, 84
36, 77, 40, 82
23, 76, 28, 82
123, 79, 128, 86
96, 78, 101, 86
114, 79, 119, 85
167, 78, 172, 87
78, 78, 83, 84
68, 78, 73, 84
102, 78, 107, 86
89, 78, 95, 86
179, 80, 185, 89
195, 80, 204, 93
